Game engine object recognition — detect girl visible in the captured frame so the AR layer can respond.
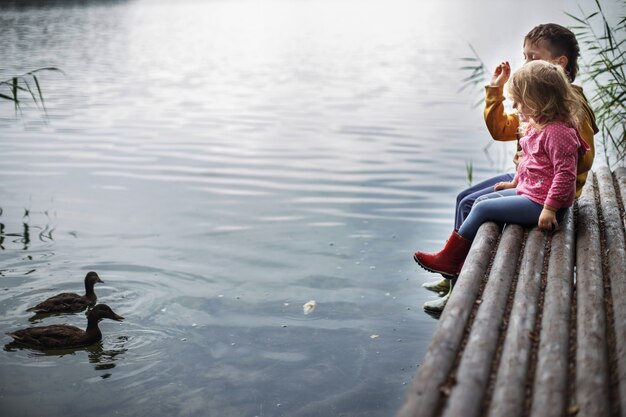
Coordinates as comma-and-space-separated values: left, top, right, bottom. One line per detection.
414, 60, 588, 279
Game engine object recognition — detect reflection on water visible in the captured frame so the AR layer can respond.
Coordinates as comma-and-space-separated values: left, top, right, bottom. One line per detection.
0, 209, 56, 253
87, 339, 128, 373
27, 307, 82, 324
4, 338, 128, 375
0, 0, 570, 415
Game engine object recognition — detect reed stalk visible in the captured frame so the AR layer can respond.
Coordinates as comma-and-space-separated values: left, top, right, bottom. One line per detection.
459, 43, 487, 108
466, 160, 474, 187
0, 67, 63, 117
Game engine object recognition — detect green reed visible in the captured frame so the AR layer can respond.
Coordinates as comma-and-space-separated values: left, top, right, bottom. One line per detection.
0, 67, 63, 117
459, 43, 487, 108
465, 160, 474, 187
567, 0, 626, 167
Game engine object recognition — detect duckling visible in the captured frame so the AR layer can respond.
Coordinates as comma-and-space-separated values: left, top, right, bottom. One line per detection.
7, 304, 124, 349
27, 271, 103, 314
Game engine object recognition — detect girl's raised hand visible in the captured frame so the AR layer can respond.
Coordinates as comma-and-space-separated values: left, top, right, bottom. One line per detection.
489, 61, 511, 88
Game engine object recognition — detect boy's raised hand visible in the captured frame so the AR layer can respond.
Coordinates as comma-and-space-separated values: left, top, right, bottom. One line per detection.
489, 61, 511, 87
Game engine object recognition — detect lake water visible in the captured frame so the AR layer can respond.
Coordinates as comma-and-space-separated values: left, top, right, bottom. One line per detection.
0, 0, 591, 416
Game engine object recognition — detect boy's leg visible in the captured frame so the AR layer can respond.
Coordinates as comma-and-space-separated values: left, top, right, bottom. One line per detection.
424, 277, 456, 314
422, 277, 451, 293
454, 173, 515, 230
457, 191, 543, 240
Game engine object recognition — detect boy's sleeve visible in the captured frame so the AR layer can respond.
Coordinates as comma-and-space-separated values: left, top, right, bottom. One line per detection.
484, 85, 520, 142
577, 115, 596, 175
573, 87, 598, 175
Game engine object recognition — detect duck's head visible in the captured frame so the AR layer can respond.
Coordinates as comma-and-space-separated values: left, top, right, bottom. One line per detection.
85, 271, 104, 286
89, 304, 124, 322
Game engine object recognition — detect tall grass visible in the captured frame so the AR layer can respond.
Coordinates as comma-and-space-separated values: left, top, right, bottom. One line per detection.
0, 67, 63, 117
567, 0, 626, 167
465, 160, 474, 187
459, 44, 487, 109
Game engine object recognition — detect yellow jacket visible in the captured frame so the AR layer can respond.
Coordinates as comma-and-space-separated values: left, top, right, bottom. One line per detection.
484, 85, 598, 197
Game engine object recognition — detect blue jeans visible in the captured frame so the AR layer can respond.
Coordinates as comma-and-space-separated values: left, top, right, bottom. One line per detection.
454, 173, 516, 230
457, 188, 568, 240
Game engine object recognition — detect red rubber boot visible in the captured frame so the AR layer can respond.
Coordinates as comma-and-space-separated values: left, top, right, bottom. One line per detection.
413, 231, 472, 278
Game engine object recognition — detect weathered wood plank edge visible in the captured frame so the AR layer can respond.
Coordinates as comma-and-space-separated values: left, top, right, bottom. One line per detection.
487, 226, 548, 417
596, 166, 626, 417
530, 208, 575, 417
575, 172, 611, 417
397, 222, 500, 417
614, 168, 626, 412
441, 224, 525, 417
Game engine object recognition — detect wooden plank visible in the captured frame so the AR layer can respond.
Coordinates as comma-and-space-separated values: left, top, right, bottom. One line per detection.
615, 167, 626, 212
397, 222, 501, 417
575, 172, 611, 416
487, 225, 548, 417
595, 166, 626, 416
530, 208, 575, 417
440, 224, 525, 417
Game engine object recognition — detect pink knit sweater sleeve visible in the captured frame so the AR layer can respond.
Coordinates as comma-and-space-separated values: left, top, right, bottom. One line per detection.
543, 125, 579, 209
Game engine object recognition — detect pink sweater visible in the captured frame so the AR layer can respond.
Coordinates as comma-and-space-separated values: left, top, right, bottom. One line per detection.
515, 122, 588, 209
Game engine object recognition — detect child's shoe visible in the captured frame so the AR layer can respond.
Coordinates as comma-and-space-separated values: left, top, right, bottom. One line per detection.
423, 291, 450, 313
423, 278, 456, 314
422, 277, 451, 294
413, 231, 471, 277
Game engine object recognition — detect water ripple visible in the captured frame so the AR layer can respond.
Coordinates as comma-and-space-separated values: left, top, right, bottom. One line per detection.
0, 0, 497, 415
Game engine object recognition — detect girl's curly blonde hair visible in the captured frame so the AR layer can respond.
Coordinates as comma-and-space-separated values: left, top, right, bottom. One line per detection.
507, 60, 582, 131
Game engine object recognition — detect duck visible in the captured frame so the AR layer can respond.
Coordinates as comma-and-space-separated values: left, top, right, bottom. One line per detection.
27, 271, 103, 314
6, 304, 124, 349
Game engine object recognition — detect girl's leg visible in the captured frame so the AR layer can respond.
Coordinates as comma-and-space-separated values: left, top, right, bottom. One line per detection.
454, 173, 515, 230
473, 187, 520, 205
422, 174, 515, 287
458, 191, 544, 240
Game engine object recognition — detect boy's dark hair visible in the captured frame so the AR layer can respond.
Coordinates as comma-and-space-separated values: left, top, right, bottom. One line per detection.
525, 23, 580, 82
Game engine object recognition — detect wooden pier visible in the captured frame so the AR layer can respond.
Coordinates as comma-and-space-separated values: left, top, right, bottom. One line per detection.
398, 166, 626, 417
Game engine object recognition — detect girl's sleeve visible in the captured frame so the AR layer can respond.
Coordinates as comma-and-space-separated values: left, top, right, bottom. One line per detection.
544, 128, 579, 209
484, 86, 520, 142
